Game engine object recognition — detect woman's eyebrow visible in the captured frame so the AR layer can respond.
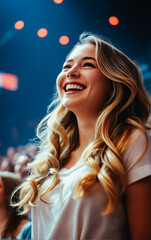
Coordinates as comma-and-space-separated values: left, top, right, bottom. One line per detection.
66, 56, 96, 63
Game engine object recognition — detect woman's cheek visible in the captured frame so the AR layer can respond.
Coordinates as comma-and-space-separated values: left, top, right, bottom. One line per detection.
56, 74, 63, 97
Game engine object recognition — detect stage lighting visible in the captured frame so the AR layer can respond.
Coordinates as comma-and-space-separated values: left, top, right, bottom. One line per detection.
0, 72, 18, 91
53, 0, 63, 4
37, 28, 48, 38
59, 36, 69, 45
109, 16, 119, 26
14, 21, 24, 30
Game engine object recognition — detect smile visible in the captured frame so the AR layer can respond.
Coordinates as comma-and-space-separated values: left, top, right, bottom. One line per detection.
64, 83, 86, 92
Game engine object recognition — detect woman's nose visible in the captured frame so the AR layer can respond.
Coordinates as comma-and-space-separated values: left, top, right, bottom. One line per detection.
66, 66, 80, 78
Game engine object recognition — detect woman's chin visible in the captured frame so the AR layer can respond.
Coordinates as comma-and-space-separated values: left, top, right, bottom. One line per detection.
62, 99, 81, 111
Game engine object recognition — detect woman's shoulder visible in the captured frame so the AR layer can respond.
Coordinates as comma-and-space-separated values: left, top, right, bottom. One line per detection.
122, 128, 151, 161
127, 128, 151, 145
122, 128, 151, 156
122, 128, 151, 185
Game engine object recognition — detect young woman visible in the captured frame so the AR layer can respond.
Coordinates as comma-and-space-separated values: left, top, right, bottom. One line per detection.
12, 32, 151, 239
0, 171, 31, 239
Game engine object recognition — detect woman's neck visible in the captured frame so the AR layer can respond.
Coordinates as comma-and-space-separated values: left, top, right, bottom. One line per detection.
77, 115, 97, 149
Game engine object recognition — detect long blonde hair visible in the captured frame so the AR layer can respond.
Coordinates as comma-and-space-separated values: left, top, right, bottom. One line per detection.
12, 32, 151, 215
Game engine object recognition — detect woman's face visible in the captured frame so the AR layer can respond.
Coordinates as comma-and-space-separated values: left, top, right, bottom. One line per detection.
0, 177, 6, 206
57, 43, 109, 116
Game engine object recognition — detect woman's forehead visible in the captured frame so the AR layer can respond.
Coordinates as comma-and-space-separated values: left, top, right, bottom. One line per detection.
66, 44, 96, 62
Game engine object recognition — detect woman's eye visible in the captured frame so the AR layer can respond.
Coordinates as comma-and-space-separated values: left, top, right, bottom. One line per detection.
63, 65, 71, 69
83, 62, 95, 67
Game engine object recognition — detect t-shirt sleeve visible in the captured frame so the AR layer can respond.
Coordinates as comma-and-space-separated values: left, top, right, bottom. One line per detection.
122, 130, 151, 185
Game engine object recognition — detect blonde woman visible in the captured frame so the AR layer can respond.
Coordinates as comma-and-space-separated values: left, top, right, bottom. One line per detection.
12, 33, 151, 239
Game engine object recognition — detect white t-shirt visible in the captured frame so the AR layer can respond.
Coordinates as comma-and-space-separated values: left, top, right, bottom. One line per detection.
31, 130, 151, 239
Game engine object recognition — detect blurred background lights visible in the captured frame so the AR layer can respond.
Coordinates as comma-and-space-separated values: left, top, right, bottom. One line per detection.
14, 21, 24, 30
109, 16, 119, 26
37, 28, 48, 38
0, 72, 18, 91
59, 36, 69, 45
53, 0, 63, 4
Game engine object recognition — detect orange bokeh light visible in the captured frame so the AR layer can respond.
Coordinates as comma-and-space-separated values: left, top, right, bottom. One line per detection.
37, 28, 48, 38
59, 36, 69, 45
109, 16, 119, 26
53, 0, 63, 4
14, 20, 24, 30
1, 73, 18, 91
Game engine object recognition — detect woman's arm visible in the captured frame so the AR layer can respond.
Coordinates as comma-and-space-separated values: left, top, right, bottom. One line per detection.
125, 176, 151, 239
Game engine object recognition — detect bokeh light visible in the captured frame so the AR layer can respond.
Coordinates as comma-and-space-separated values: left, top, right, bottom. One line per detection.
109, 16, 119, 26
59, 36, 69, 45
37, 28, 48, 38
53, 0, 63, 4
0, 72, 18, 91
14, 20, 24, 30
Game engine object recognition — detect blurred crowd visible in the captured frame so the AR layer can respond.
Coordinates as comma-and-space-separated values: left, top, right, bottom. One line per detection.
0, 143, 37, 179
0, 143, 37, 239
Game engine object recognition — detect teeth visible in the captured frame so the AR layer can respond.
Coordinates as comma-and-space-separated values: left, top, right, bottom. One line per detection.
66, 84, 84, 91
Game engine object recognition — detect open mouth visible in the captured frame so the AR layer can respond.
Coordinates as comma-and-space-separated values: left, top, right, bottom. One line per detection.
64, 83, 87, 92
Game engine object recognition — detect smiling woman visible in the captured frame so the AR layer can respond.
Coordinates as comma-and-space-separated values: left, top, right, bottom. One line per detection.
57, 44, 109, 117
11, 32, 151, 240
